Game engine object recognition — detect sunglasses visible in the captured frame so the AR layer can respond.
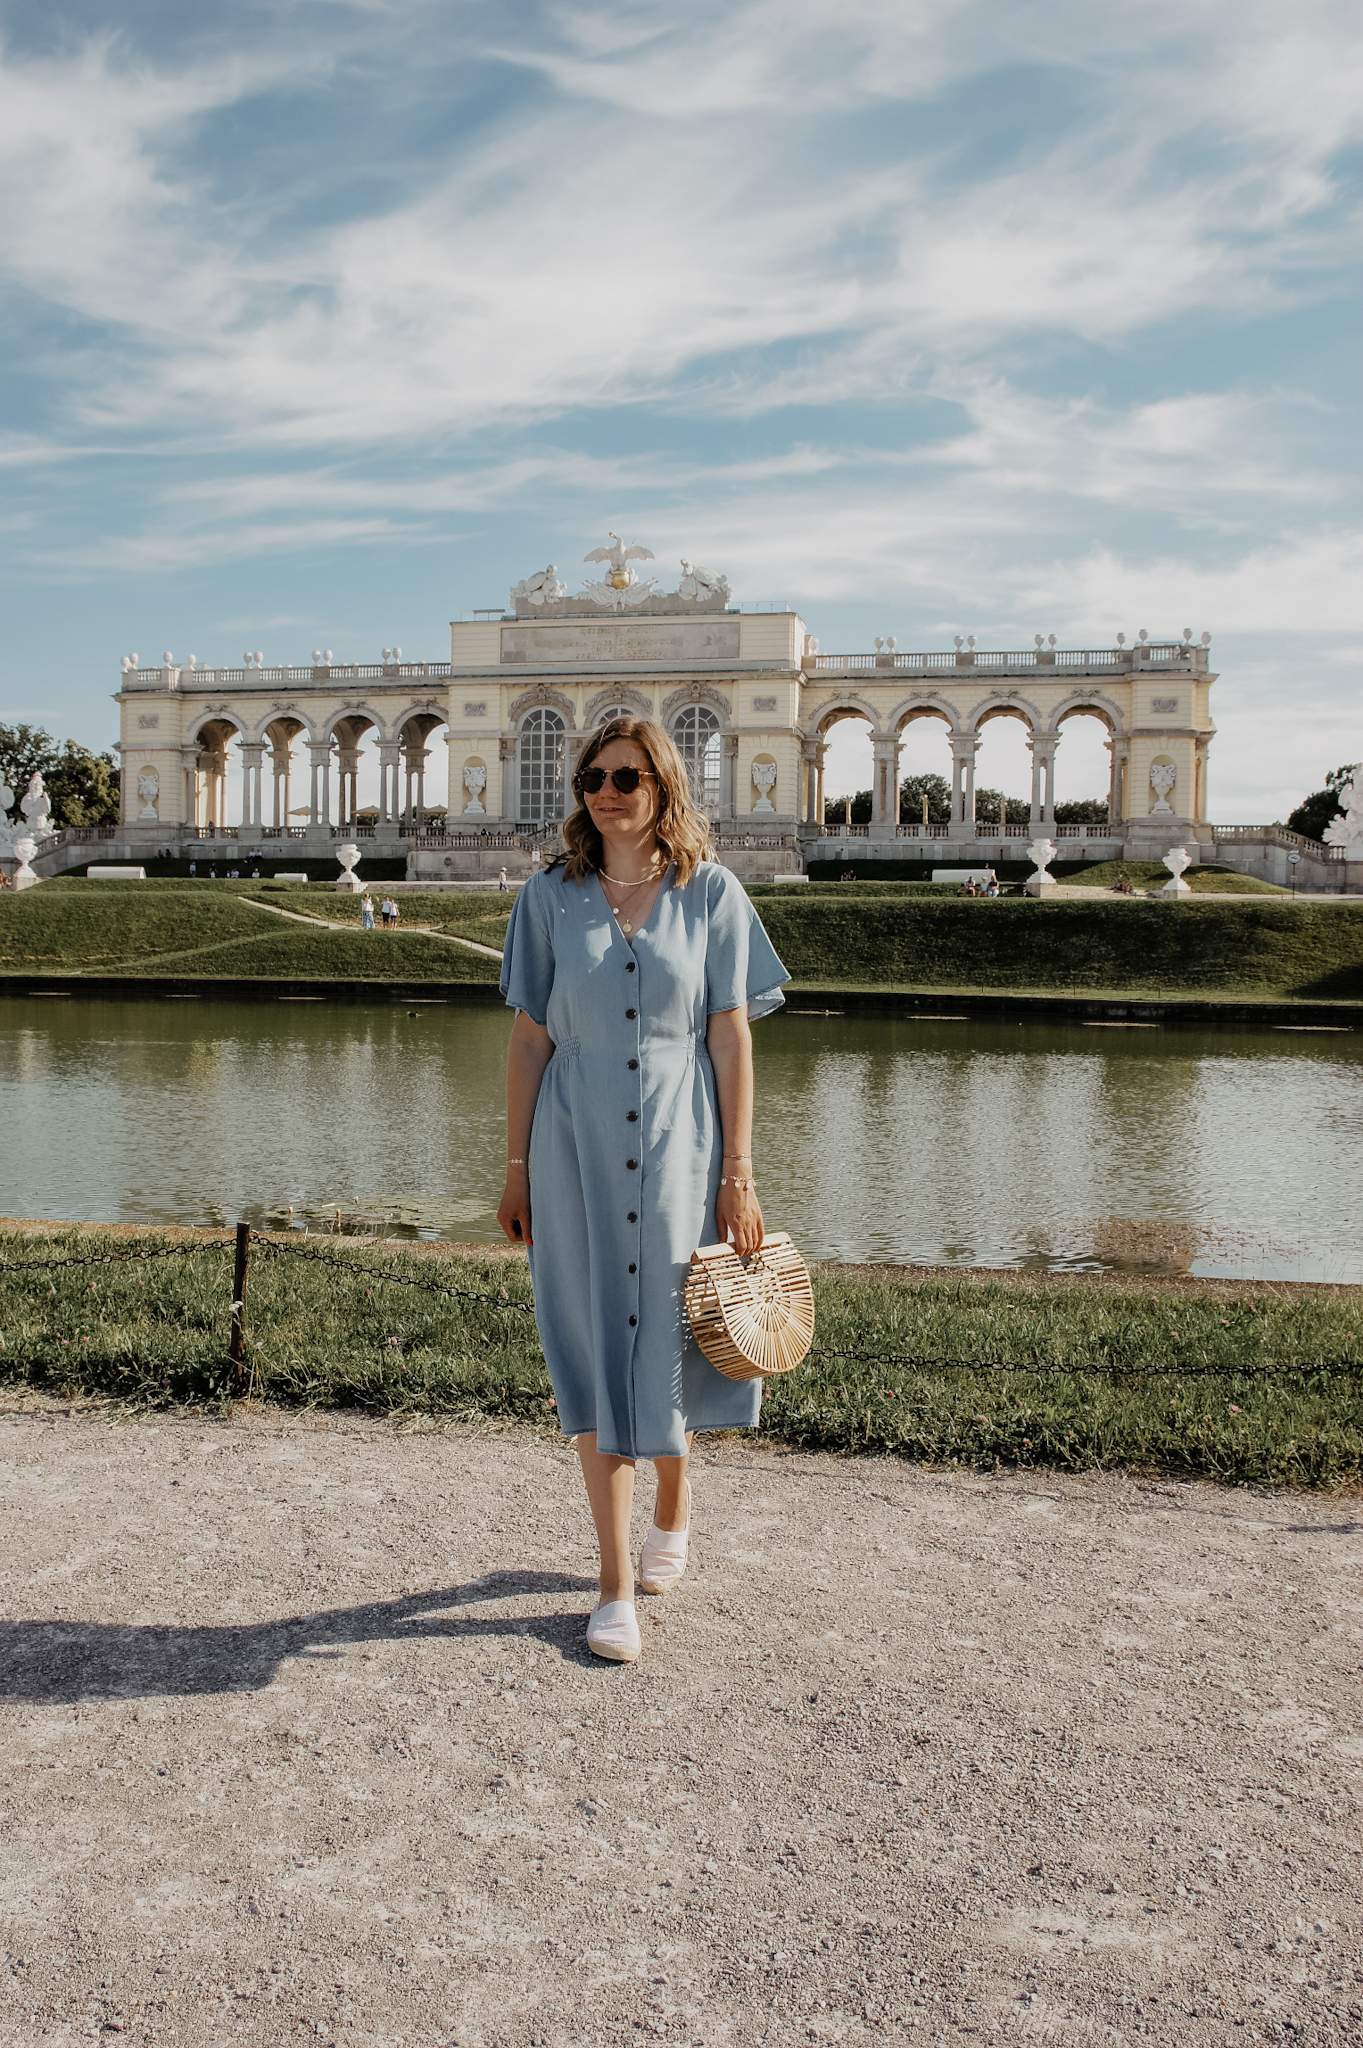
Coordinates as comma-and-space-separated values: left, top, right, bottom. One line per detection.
573, 765, 656, 796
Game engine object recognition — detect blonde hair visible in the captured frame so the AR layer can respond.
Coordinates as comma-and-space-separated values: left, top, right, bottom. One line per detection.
559, 716, 711, 886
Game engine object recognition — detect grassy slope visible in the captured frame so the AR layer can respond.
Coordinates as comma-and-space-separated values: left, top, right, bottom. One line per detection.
0, 883, 499, 981
752, 896, 1363, 999
1057, 860, 1288, 895
1, 1228, 1358, 1488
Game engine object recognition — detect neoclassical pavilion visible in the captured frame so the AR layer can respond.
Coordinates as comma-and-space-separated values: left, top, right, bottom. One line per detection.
111, 542, 1218, 876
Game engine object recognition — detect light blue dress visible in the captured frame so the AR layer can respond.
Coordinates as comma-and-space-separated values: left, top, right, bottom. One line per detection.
500, 860, 789, 1459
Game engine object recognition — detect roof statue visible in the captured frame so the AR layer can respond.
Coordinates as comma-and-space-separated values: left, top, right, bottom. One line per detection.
1324, 779, 1363, 860
580, 533, 659, 610
509, 564, 568, 610
679, 559, 730, 604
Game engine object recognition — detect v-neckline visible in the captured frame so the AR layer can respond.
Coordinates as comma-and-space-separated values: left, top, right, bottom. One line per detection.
596, 864, 672, 950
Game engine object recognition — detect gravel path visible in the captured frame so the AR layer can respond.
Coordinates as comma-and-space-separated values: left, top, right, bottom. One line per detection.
1, 1396, 1359, 2048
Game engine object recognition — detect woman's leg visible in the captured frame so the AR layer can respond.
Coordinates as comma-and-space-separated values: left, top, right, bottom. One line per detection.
576, 1435, 636, 1604
651, 1433, 694, 1532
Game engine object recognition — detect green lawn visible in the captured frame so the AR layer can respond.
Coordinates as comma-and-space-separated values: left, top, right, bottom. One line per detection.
1, 1228, 1358, 1489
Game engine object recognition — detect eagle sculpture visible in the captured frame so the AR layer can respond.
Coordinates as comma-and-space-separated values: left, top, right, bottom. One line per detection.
584, 532, 655, 591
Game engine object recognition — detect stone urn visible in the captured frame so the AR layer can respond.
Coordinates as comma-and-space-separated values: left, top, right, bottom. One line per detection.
1024, 837, 1058, 897
335, 843, 363, 893
1161, 847, 1193, 896
11, 835, 40, 891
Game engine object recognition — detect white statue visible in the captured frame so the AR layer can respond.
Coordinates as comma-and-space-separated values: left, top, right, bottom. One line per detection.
510, 565, 567, 609
1149, 762, 1177, 814
1161, 846, 1192, 896
751, 761, 777, 813
1024, 837, 1057, 896
20, 773, 52, 836
10, 834, 39, 890
136, 768, 160, 821
1324, 781, 1363, 860
0, 779, 12, 820
462, 762, 487, 815
584, 533, 655, 590
335, 843, 362, 893
678, 559, 731, 604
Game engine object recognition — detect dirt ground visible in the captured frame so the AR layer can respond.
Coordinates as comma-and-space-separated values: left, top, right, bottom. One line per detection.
1, 1397, 1359, 2048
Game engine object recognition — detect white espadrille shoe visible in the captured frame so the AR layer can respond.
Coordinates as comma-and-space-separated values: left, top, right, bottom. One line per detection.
586, 1600, 641, 1663
639, 1479, 690, 1596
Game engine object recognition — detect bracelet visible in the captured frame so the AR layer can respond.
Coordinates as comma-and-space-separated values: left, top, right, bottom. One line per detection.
720, 1174, 756, 1190
507, 1158, 527, 1167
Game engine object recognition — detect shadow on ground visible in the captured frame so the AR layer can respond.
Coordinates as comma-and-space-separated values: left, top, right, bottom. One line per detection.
1, 1570, 602, 1702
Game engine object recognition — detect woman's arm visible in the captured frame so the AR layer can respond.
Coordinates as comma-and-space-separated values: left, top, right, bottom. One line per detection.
497, 1010, 554, 1247
706, 1005, 764, 1257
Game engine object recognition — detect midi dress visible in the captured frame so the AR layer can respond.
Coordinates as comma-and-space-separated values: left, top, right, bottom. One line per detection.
500, 859, 789, 1459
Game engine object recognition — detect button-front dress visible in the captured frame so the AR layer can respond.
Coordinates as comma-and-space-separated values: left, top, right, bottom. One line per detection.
500, 860, 789, 1459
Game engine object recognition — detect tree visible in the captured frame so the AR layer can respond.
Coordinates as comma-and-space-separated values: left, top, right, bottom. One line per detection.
0, 725, 120, 824
975, 787, 1031, 826
1054, 797, 1110, 826
0, 723, 59, 797
898, 772, 952, 825
825, 787, 872, 823
46, 741, 121, 827
1288, 763, 1359, 843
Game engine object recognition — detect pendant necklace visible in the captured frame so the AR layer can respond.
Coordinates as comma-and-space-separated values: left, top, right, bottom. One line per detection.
600, 864, 658, 937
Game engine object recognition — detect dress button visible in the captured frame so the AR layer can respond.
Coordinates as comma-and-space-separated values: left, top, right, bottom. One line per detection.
627, 1110, 638, 1122
627, 1058, 638, 1070
626, 1158, 638, 1170
627, 1210, 637, 1222
629, 1314, 638, 1327
625, 961, 636, 973
626, 1008, 637, 1019
629, 1262, 637, 1274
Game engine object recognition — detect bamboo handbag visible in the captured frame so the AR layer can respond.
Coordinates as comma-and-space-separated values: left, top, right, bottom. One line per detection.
683, 1233, 816, 1381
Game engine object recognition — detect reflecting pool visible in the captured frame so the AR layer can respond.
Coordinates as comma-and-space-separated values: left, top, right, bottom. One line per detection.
0, 995, 1356, 1280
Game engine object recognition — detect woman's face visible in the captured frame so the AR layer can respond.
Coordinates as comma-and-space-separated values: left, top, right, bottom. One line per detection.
582, 736, 660, 838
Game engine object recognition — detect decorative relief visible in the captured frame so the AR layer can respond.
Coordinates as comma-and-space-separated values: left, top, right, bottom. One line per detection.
752, 696, 777, 712
508, 686, 577, 726
585, 686, 653, 724
136, 768, 160, 820
751, 759, 777, 813
660, 683, 733, 726
463, 702, 487, 717
1150, 697, 1178, 714
137, 713, 160, 730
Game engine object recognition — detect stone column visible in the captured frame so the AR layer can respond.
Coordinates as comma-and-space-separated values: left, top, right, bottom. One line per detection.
307, 742, 333, 828
722, 734, 739, 822
871, 732, 900, 831
500, 736, 518, 823
377, 744, 400, 824
1028, 733, 1059, 827
1194, 738, 1209, 822
238, 743, 264, 829
951, 736, 979, 832
1106, 736, 1129, 828
335, 748, 360, 826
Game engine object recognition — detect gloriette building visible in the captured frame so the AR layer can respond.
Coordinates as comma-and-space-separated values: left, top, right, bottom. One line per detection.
108, 537, 1221, 879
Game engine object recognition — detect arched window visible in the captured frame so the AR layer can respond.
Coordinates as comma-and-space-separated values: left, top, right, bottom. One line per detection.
593, 703, 635, 728
519, 707, 566, 824
671, 704, 722, 813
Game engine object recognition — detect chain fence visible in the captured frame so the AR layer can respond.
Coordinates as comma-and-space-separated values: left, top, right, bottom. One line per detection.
0, 1225, 1357, 1385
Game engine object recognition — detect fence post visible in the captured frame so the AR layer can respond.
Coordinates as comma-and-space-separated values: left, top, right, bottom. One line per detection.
229, 1222, 251, 1376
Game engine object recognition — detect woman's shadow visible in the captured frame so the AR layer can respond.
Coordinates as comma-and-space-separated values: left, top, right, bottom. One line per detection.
0, 1571, 602, 1703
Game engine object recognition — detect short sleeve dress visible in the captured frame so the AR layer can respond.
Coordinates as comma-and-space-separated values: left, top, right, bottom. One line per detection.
500, 860, 789, 1459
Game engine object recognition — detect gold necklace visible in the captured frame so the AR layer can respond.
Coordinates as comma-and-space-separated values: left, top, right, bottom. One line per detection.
600, 866, 657, 936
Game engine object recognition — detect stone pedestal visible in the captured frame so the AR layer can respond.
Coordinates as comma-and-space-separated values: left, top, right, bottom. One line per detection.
1023, 875, 1058, 898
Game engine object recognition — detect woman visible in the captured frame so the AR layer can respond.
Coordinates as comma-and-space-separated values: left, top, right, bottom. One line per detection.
497, 717, 788, 1664
360, 893, 375, 930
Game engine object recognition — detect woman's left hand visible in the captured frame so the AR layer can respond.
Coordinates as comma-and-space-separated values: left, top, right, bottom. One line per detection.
716, 1179, 764, 1258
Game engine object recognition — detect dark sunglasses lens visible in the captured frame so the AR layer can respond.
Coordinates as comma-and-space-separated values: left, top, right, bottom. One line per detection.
609, 767, 641, 792
577, 766, 642, 795
577, 769, 607, 793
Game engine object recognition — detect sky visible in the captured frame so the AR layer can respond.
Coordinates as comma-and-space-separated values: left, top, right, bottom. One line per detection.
0, 0, 1359, 815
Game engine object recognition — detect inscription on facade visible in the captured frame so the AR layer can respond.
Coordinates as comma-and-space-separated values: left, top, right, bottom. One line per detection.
500, 620, 741, 666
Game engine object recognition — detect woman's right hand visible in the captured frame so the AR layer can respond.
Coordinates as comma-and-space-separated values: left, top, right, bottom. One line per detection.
497, 1167, 532, 1247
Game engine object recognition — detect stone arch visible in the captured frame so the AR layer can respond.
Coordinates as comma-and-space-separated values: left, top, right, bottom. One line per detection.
323, 702, 391, 744
186, 712, 243, 832
508, 686, 577, 729
1047, 690, 1127, 736
659, 683, 733, 727
963, 693, 1042, 735
585, 686, 652, 725
890, 696, 960, 736
395, 709, 449, 827
810, 692, 881, 736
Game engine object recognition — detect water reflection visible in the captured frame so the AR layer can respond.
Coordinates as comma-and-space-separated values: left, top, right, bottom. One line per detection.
0, 997, 1357, 1282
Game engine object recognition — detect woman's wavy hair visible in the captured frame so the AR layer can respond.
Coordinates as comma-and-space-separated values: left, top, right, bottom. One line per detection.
558, 716, 711, 885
